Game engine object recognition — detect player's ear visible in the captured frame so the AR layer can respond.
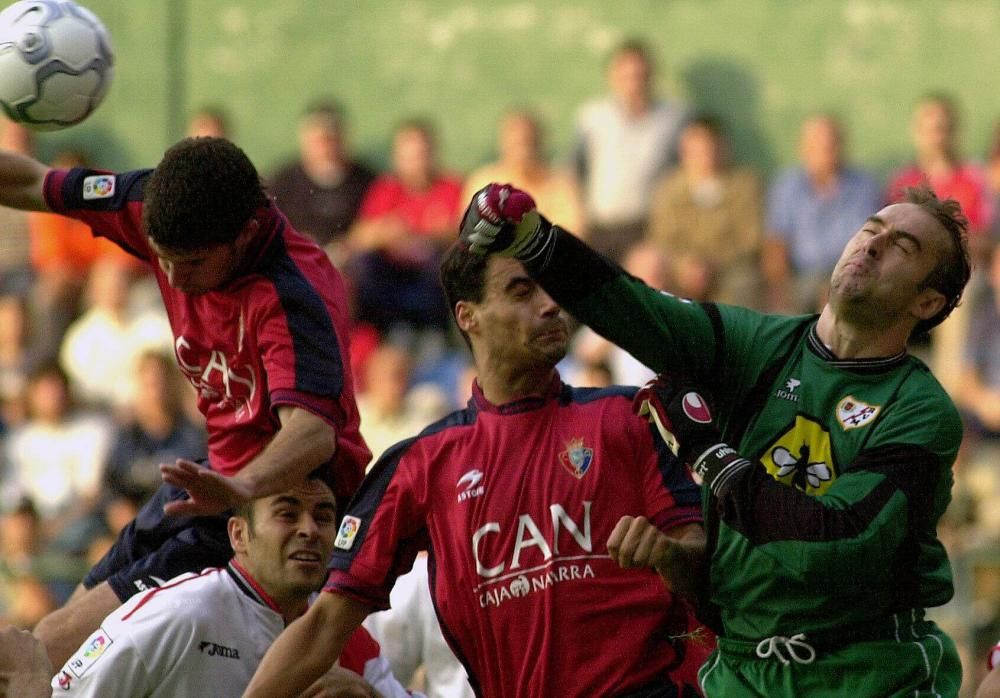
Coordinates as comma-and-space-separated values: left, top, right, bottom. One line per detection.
910, 286, 946, 323
228, 515, 249, 554
235, 217, 258, 250
455, 300, 478, 334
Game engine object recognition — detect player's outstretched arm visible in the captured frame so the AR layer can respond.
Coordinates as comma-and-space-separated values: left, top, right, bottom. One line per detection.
459, 184, 720, 377
0, 150, 51, 211
243, 591, 370, 698
162, 406, 337, 515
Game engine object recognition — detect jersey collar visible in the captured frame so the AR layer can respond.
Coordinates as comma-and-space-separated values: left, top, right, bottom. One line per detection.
226, 560, 283, 615
471, 373, 562, 415
806, 323, 908, 373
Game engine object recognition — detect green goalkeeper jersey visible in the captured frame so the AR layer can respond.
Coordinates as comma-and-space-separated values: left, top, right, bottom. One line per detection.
530, 229, 960, 642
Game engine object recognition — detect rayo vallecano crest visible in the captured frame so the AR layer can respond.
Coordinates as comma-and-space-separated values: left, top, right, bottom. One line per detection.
559, 438, 594, 479
836, 396, 881, 431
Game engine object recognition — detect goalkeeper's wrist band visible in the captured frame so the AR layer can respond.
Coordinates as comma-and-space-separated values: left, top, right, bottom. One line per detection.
513, 216, 556, 270
692, 442, 752, 496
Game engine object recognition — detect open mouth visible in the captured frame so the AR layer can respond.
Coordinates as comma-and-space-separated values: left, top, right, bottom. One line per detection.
288, 551, 322, 563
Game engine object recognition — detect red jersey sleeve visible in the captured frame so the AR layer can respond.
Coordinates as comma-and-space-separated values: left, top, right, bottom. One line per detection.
631, 415, 703, 533
43, 167, 154, 263
324, 440, 430, 610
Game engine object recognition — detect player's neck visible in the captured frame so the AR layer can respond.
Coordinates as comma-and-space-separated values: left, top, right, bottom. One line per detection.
816, 306, 909, 359
231, 559, 309, 624
477, 364, 558, 406
276, 597, 310, 625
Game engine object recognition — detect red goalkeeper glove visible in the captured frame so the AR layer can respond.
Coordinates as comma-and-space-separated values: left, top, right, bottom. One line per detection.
459, 183, 553, 262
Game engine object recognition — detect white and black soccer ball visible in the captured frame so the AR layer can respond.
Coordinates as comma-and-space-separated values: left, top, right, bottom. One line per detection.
0, 0, 112, 131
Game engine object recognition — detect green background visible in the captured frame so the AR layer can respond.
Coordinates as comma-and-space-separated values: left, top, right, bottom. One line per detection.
34, 0, 1000, 180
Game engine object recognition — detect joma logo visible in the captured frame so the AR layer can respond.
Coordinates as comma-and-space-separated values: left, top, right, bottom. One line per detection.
198, 641, 240, 659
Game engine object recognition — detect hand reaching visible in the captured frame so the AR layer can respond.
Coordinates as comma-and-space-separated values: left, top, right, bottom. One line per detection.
159, 458, 253, 516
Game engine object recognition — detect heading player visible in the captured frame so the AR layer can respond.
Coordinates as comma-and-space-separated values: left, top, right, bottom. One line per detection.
243, 244, 710, 697
456, 182, 970, 696
0, 137, 370, 668
51, 472, 410, 698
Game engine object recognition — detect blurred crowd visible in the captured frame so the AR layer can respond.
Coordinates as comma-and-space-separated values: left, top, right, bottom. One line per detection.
1, 38, 1000, 695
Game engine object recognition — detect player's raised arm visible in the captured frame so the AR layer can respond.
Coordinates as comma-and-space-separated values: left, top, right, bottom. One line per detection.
162, 405, 338, 515
243, 591, 370, 698
0, 149, 51, 211
458, 182, 719, 377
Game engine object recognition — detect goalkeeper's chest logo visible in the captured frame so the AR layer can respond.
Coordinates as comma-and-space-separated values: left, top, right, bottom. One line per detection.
760, 416, 837, 496
836, 396, 881, 430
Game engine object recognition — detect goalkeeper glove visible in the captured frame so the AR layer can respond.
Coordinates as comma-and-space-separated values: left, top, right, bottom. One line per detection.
633, 374, 751, 496
459, 183, 554, 262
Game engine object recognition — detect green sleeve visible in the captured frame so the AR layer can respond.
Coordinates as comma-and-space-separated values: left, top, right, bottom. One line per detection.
530, 227, 719, 377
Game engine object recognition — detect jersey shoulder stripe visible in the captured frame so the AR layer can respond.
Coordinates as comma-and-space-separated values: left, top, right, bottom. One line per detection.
260, 232, 344, 398
120, 568, 219, 622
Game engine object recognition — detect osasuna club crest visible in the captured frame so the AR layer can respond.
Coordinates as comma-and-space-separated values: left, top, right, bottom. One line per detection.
836, 396, 881, 430
559, 438, 594, 479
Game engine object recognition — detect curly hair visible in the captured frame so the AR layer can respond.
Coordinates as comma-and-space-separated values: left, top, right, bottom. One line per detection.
142, 137, 267, 252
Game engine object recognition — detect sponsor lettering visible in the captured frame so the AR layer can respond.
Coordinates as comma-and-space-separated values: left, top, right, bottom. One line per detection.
174, 336, 258, 420
472, 502, 592, 579
198, 641, 240, 659
774, 377, 801, 402
457, 469, 486, 502
479, 564, 597, 607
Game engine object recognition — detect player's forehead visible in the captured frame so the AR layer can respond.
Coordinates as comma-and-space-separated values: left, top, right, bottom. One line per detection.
260, 479, 336, 512
484, 257, 529, 293
867, 202, 946, 243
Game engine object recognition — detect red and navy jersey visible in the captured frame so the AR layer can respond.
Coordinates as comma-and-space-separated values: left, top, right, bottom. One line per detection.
43, 168, 370, 499
326, 376, 704, 698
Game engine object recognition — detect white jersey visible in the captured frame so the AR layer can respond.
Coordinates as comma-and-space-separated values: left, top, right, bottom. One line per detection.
364, 554, 474, 698
52, 563, 413, 698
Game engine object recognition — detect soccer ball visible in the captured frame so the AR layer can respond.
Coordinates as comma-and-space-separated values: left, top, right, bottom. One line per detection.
0, 0, 112, 131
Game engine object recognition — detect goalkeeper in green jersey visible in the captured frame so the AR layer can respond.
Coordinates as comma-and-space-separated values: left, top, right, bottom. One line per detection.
461, 182, 970, 697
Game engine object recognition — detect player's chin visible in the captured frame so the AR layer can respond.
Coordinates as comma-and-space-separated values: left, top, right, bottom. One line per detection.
287, 559, 327, 583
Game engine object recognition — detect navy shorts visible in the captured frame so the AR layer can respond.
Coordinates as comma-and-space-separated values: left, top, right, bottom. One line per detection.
84, 478, 233, 602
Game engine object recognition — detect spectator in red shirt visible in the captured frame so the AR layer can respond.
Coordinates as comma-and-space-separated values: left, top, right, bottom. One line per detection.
886, 93, 993, 261
348, 119, 463, 340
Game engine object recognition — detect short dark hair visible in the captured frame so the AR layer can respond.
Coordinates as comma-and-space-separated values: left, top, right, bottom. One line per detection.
301, 100, 345, 130
393, 117, 436, 146
686, 113, 725, 139
904, 185, 971, 338
143, 137, 267, 252
440, 242, 491, 349
916, 92, 958, 123
27, 359, 68, 389
609, 37, 654, 67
